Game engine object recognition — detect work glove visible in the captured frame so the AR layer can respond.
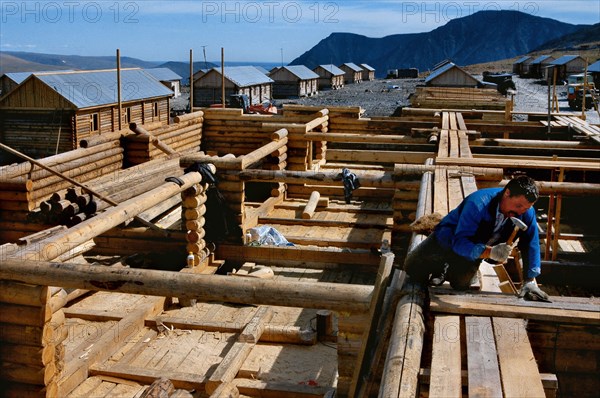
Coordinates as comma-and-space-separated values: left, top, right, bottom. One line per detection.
519, 280, 552, 302
489, 242, 515, 263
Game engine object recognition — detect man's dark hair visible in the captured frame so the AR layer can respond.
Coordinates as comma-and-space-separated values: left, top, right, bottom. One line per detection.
504, 175, 539, 203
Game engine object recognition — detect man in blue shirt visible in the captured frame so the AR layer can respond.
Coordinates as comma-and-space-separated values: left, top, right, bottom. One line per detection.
403, 175, 550, 301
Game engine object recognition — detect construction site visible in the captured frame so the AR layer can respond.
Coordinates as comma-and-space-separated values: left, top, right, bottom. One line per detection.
0, 79, 599, 398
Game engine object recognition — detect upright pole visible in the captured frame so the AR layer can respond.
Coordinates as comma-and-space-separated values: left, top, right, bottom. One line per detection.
582, 59, 588, 121
221, 47, 226, 108
117, 49, 122, 130
547, 66, 552, 135
189, 49, 194, 113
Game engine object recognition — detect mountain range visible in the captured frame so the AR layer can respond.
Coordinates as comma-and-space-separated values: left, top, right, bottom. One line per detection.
290, 10, 598, 77
1, 11, 599, 78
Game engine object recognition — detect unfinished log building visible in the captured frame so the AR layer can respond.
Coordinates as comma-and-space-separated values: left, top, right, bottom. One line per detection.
0, 69, 173, 159
0, 85, 599, 398
339, 63, 363, 84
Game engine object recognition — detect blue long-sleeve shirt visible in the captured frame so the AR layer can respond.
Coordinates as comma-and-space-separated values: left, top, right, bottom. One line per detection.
432, 188, 541, 279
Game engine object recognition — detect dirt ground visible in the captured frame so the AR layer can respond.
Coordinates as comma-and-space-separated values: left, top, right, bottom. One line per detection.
177, 77, 599, 123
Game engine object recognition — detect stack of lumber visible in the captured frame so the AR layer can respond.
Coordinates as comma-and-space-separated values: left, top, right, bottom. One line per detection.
552, 115, 600, 145
123, 112, 204, 165
32, 158, 182, 227
0, 280, 67, 398
0, 142, 124, 242
410, 87, 509, 111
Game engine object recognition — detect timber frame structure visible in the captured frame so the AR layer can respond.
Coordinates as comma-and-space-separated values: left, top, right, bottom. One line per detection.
0, 90, 599, 398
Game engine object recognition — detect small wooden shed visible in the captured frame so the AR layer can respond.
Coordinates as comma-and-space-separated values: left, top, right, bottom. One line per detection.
528, 55, 555, 79
425, 62, 480, 87
269, 65, 319, 98
512, 56, 532, 77
0, 69, 173, 158
339, 63, 363, 84
313, 64, 345, 90
145, 68, 182, 98
360, 64, 375, 81
588, 60, 600, 87
193, 66, 273, 107
546, 55, 587, 81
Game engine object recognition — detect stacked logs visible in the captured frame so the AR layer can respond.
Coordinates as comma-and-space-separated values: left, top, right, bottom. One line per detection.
0, 280, 67, 398
34, 158, 182, 226
181, 174, 210, 267
123, 111, 204, 165
0, 142, 124, 242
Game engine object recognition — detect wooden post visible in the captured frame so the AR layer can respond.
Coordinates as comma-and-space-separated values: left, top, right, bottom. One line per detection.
221, 47, 226, 109
582, 59, 588, 121
129, 123, 178, 157
117, 49, 122, 130
189, 49, 194, 112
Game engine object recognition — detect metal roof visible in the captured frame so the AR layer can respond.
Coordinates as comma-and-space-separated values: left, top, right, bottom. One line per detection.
210, 66, 274, 87
3, 70, 74, 84
280, 65, 319, 80
316, 64, 345, 76
360, 64, 375, 71
530, 55, 553, 65
341, 63, 363, 72
550, 55, 581, 65
588, 60, 600, 73
513, 56, 532, 64
254, 66, 270, 75
33, 69, 174, 109
144, 68, 182, 82
425, 62, 478, 84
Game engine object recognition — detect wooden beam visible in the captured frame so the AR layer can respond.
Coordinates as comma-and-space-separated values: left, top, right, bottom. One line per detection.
429, 316, 461, 398
465, 316, 502, 397
0, 259, 373, 314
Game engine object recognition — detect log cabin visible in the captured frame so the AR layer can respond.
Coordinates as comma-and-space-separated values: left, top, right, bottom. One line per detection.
192, 66, 273, 107
313, 64, 345, 90
546, 55, 587, 81
360, 64, 376, 81
528, 55, 555, 79
339, 62, 363, 84
512, 55, 532, 77
425, 62, 480, 88
269, 65, 319, 98
0, 69, 173, 158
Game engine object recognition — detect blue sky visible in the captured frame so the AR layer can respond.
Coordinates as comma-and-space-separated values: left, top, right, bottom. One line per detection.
1, 1, 599, 62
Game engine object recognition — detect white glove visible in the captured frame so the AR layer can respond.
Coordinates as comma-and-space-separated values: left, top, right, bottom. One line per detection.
489, 243, 514, 262
519, 280, 551, 302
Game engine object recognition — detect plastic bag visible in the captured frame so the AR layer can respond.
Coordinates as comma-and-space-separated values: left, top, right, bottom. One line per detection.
246, 226, 294, 247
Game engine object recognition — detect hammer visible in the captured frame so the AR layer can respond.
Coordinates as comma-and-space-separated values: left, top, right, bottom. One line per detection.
507, 217, 527, 245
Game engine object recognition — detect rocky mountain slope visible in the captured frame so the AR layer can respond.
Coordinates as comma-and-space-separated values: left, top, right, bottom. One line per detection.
290, 10, 587, 76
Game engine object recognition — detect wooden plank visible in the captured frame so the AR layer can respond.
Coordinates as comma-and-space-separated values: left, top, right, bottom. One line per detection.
436, 156, 600, 171
493, 317, 545, 397
429, 315, 461, 398
449, 130, 459, 158
433, 167, 449, 215
458, 131, 472, 158
429, 294, 600, 325
465, 316, 502, 397
437, 130, 449, 158
446, 171, 463, 211
89, 363, 205, 391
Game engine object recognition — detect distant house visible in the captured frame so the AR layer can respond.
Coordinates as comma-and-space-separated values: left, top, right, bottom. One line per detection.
528, 55, 555, 79
360, 64, 375, 81
313, 64, 345, 90
0, 69, 173, 158
425, 62, 479, 87
269, 65, 319, 98
339, 63, 363, 84
546, 55, 587, 81
193, 66, 273, 107
588, 60, 600, 87
512, 56, 532, 77
145, 68, 182, 98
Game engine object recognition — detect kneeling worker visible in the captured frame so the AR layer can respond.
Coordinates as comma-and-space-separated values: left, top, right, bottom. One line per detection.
403, 174, 550, 301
